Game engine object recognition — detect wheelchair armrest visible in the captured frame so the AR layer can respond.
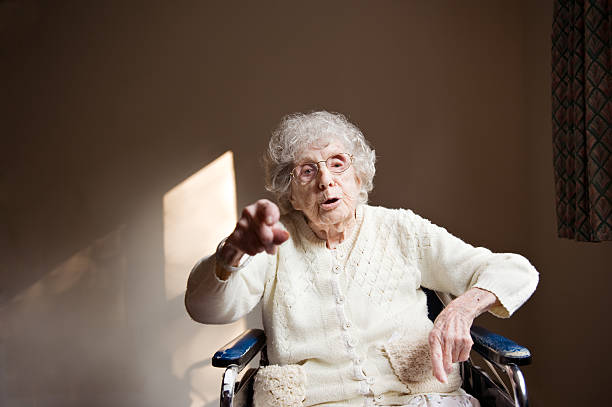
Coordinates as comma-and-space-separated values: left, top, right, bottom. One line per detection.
470, 325, 532, 366
212, 328, 266, 371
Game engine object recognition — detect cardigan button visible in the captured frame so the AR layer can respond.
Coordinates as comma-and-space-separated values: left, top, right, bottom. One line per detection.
336, 295, 346, 304
333, 265, 341, 274
375, 394, 384, 402
343, 321, 352, 330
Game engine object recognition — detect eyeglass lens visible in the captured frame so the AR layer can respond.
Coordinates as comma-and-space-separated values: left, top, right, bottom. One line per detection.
293, 153, 351, 184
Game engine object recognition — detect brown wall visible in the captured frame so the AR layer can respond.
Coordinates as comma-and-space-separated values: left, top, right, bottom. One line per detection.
1, 1, 611, 406
520, 2, 612, 405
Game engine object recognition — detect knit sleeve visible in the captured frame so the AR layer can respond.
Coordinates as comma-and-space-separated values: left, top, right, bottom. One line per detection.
184, 249, 276, 324
399, 209, 539, 318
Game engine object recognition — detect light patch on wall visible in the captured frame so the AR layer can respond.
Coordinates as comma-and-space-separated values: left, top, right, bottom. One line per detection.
163, 151, 238, 301
162, 151, 247, 406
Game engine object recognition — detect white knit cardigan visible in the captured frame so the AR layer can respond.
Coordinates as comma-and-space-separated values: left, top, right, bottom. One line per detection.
190, 205, 539, 406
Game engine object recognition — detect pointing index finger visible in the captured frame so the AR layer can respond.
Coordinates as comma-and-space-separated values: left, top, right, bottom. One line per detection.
257, 199, 280, 226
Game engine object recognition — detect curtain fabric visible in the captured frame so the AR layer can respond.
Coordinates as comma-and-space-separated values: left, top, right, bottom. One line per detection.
552, 0, 612, 241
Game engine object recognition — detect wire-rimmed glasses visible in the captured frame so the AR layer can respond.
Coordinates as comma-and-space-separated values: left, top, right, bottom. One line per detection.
290, 153, 354, 185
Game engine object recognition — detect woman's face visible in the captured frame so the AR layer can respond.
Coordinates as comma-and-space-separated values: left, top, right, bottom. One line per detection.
289, 140, 361, 228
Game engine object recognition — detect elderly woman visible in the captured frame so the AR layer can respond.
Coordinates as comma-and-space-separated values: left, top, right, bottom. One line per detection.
185, 111, 538, 407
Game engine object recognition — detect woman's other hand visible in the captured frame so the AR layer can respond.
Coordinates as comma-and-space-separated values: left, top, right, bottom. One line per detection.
428, 287, 498, 383
216, 199, 289, 279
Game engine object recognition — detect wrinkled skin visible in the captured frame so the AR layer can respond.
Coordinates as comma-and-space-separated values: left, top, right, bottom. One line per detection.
428, 287, 498, 383
291, 141, 361, 234
289, 140, 361, 247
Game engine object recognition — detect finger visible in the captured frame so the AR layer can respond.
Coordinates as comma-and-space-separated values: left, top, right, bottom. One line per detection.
227, 219, 251, 252
256, 199, 280, 226
442, 335, 453, 374
244, 204, 274, 253
235, 217, 260, 252
241, 220, 268, 256
239, 206, 258, 236
272, 228, 290, 245
247, 220, 273, 254
453, 329, 473, 362
458, 337, 473, 362
458, 343, 470, 362
265, 229, 290, 255
429, 333, 447, 383
250, 214, 277, 254
451, 331, 462, 363
254, 220, 274, 247
453, 341, 464, 364
241, 204, 258, 222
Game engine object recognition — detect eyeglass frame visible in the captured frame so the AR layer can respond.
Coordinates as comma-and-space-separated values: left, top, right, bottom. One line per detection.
289, 153, 354, 185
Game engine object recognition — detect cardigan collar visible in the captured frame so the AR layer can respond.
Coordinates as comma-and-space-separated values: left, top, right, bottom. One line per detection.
288, 205, 365, 253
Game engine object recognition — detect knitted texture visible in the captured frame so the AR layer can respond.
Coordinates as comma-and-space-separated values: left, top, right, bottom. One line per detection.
254, 364, 306, 407
383, 337, 433, 383
381, 336, 462, 393
193, 205, 538, 406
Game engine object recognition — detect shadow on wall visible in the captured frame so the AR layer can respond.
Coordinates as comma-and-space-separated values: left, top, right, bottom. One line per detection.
2, 227, 144, 405
1, 152, 248, 406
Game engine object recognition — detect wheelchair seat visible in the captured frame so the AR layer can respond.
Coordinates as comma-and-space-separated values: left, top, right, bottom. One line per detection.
212, 288, 531, 407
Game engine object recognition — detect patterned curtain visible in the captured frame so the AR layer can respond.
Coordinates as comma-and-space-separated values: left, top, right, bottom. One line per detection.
552, 0, 612, 241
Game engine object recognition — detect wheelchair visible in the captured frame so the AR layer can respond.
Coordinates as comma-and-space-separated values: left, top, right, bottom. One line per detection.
211, 288, 532, 407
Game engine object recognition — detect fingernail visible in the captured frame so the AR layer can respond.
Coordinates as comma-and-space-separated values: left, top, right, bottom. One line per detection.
266, 216, 273, 225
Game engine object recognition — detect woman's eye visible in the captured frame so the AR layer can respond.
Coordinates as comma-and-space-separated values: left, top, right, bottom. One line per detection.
329, 159, 344, 168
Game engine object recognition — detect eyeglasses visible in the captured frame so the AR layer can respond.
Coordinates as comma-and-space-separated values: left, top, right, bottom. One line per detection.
290, 153, 354, 185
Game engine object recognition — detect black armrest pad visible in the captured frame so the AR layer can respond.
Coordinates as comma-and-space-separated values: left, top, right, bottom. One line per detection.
470, 325, 532, 366
212, 328, 267, 370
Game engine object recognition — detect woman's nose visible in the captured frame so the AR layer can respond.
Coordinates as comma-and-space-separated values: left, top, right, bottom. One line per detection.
317, 165, 335, 190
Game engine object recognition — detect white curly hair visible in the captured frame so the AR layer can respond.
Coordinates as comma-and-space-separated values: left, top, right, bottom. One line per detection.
264, 111, 376, 214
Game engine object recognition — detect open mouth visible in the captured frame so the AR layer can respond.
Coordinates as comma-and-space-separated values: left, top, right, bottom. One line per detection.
320, 197, 341, 210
